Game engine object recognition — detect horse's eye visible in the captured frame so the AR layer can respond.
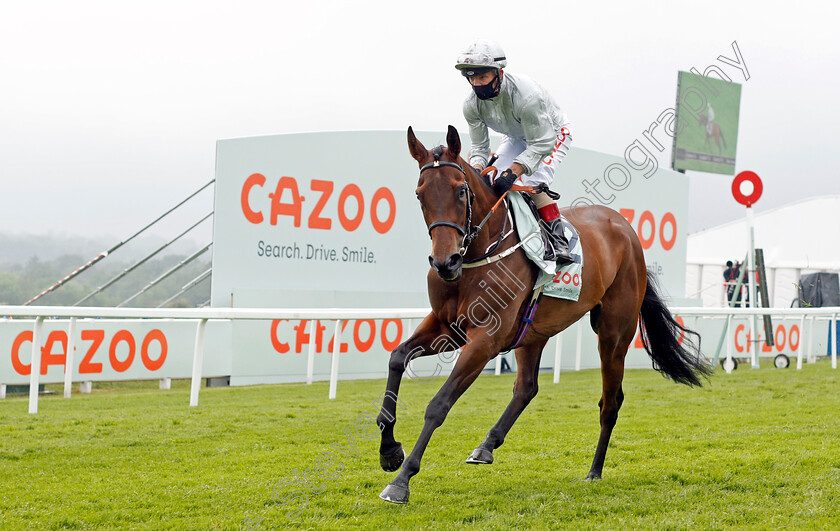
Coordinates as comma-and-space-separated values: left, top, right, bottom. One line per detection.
458, 186, 467, 198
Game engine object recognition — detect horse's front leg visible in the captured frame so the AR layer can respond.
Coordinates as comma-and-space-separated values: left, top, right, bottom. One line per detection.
377, 313, 454, 472
379, 337, 494, 504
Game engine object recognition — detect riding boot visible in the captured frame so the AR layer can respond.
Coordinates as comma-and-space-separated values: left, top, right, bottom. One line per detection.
538, 204, 574, 265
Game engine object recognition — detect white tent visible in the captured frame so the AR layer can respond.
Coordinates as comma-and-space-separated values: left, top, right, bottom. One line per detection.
686, 195, 840, 307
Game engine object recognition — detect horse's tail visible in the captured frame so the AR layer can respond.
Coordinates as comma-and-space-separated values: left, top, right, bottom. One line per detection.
639, 270, 712, 387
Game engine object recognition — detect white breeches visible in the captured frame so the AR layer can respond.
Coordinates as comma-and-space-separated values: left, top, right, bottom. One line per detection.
492, 127, 572, 188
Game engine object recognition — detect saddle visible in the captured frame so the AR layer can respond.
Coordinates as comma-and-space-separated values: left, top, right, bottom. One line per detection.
506, 191, 584, 302
478, 166, 583, 301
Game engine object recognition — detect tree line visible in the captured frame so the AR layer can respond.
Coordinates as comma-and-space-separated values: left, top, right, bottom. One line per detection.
0, 253, 211, 307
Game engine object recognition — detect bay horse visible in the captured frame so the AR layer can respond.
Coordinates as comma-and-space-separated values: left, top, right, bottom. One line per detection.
376, 126, 711, 504
699, 113, 727, 154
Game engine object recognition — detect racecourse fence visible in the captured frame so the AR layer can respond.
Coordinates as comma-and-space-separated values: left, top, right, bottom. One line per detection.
1, 305, 837, 415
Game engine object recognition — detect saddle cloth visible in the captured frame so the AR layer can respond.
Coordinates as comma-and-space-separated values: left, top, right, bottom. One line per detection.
507, 192, 584, 301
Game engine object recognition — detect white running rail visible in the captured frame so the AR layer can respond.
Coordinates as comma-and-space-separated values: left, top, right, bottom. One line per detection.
2, 305, 837, 414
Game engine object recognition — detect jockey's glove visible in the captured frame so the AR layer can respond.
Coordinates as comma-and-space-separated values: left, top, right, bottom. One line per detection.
493, 169, 518, 196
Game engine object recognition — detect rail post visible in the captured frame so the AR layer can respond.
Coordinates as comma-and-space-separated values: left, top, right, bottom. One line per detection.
306, 320, 317, 385
28, 316, 45, 414
63, 317, 77, 398
832, 313, 837, 369
724, 314, 734, 374
329, 320, 342, 399
190, 318, 208, 407
796, 315, 805, 370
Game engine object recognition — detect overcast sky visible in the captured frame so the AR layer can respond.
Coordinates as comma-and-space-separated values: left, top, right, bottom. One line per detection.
2, 0, 838, 246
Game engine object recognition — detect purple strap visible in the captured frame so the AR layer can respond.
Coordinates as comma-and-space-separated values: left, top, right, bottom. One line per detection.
502, 288, 544, 352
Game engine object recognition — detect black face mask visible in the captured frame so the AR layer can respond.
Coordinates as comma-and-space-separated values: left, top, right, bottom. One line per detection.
471, 72, 501, 100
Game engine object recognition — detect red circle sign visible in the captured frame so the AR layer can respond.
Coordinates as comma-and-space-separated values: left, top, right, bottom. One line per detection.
732, 171, 762, 207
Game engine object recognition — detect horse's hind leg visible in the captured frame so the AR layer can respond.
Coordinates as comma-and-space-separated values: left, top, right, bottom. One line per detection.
466, 340, 546, 464
586, 304, 637, 480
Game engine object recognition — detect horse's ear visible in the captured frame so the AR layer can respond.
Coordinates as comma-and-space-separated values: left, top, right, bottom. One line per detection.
446, 125, 461, 157
407, 126, 427, 163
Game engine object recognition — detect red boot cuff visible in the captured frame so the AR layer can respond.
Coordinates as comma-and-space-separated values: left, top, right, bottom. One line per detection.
538, 203, 561, 222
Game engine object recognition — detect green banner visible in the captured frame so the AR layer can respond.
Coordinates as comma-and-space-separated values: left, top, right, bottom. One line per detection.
672, 71, 742, 175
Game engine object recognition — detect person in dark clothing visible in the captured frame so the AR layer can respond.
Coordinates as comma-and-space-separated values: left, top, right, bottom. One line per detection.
732, 261, 749, 307
723, 260, 736, 303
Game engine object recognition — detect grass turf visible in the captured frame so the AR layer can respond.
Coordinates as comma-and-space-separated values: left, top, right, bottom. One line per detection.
1, 360, 839, 530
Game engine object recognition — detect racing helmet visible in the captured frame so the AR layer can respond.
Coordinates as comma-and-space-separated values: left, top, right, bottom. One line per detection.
455, 39, 507, 77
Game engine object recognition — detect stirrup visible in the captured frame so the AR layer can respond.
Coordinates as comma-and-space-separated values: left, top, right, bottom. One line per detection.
543, 237, 573, 264
545, 246, 574, 264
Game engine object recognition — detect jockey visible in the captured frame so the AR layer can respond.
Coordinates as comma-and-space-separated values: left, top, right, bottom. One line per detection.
455, 39, 573, 264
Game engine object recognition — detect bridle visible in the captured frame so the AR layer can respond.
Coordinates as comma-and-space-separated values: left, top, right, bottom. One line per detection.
420, 159, 475, 253
419, 155, 510, 260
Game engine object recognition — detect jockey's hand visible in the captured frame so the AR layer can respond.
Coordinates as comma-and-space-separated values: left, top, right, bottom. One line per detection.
493, 168, 518, 196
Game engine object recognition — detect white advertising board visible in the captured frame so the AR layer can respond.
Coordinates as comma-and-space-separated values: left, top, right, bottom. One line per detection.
212, 131, 434, 310
0, 320, 230, 386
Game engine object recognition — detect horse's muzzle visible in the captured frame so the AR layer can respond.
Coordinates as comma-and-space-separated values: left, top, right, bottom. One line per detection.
429, 252, 463, 282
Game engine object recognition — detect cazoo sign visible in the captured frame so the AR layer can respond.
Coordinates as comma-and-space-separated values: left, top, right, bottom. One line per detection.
0, 320, 223, 385
240, 174, 397, 234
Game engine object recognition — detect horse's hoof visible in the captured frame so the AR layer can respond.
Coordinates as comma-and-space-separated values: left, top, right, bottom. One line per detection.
380, 445, 405, 472
585, 472, 602, 481
465, 446, 494, 464
379, 482, 410, 504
